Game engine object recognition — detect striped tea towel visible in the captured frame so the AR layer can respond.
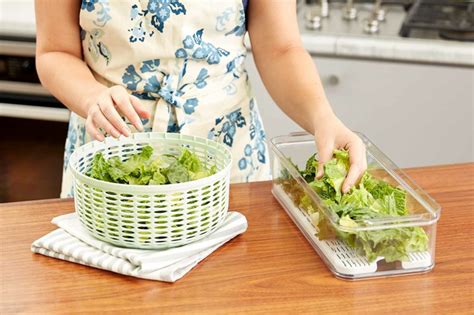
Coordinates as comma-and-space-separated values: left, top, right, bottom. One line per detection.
31, 212, 247, 282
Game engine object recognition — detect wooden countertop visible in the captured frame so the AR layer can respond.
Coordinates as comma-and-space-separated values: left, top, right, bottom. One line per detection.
1, 164, 473, 314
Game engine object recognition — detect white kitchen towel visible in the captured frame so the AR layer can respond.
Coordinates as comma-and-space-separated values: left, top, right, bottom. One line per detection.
31, 212, 247, 282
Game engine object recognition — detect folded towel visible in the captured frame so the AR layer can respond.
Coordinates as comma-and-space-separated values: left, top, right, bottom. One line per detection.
31, 212, 247, 282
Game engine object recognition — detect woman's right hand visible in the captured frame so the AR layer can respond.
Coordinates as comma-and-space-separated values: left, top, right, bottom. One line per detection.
83, 85, 150, 141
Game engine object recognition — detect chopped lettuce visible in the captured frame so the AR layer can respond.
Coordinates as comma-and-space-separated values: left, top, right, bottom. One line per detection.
284, 149, 429, 263
88, 145, 217, 185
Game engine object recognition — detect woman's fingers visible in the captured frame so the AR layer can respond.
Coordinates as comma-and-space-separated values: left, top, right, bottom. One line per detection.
130, 94, 150, 119
98, 96, 131, 136
110, 86, 144, 131
342, 137, 367, 193
91, 106, 121, 138
316, 138, 334, 179
83, 85, 150, 141
85, 115, 104, 141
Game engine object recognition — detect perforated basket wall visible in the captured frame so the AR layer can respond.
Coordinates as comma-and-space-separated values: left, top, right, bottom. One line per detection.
69, 132, 232, 249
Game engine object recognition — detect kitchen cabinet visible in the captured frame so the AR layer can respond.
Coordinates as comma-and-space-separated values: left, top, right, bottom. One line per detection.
246, 53, 474, 167
0, 117, 67, 202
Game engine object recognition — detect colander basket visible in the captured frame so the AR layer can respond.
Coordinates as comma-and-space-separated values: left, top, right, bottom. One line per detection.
69, 132, 232, 249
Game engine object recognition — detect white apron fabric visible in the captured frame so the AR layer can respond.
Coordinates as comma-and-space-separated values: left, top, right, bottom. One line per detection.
61, 0, 271, 198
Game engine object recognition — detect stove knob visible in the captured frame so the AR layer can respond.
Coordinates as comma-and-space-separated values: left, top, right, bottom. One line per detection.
371, 0, 385, 22
375, 8, 386, 21
342, 7, 358, 20
342, 0, 357, 20
363, 18, 380, 34
305, 14, 322, 30
305, 9, 322, 30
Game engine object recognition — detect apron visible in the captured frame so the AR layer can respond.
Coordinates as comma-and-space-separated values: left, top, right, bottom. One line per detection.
61, 0, 271, 198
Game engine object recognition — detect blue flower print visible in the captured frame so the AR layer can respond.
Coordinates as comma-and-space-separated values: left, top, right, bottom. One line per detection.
249, 100, 267, 164
208, 108, 246, 147
183, 36, 194, 49
129, 23, 147, 43
97, 42, 111, 62
167, 121, 184, 133
226, 54, 245, 78
238, 158, 247, 170
122, 65, 143, 91
175, 29, 230, 65
175, 48, 187, 58
224, 54, 246, 95
85, 29, 112, 65
237, 99, 268, 179
64, 126, 77, 171
94, 0, 112, 27
216, 7, 234, 32
244, 144, 252, 156
81, 0, 98, 12
81, 0, 111, 64
140, 59, 160, 73
128, 1, 186, 42
225, 9, 246, 36
183, 98, 199, 115
63, 114, 86, 172
151, 6, 171, 31
81, 0, 111, 27
147, 0, 187, 24
130, 5, 140, 19
166, 107, 184, 133
194, 69, 209, 89
143, 76, 161, 93
192, 47, 209, 60
140, 118, 153, 132
121, 59, 208, 122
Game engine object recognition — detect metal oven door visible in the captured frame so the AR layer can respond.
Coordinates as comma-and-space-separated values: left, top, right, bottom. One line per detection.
0, 40, 69, 122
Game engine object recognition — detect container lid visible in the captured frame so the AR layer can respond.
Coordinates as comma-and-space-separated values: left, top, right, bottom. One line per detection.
270, 132, 441, 232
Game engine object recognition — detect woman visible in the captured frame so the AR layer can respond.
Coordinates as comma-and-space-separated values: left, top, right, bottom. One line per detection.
35, 0, 366, 197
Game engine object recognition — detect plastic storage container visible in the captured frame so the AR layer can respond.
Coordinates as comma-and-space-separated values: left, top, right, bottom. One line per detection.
270, 132, 441, 280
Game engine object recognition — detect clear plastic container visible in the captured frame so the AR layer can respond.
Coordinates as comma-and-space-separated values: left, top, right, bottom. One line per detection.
270, 132, 441, 280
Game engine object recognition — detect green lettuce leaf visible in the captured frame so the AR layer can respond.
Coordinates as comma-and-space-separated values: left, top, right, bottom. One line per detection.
280, 149, 430, 263
178, 148, 202, 173
89, 153, 113, 182
166, 161, 191, 184
88, 145, 216, 185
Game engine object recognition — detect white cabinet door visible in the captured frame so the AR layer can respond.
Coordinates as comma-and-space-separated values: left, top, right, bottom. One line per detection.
245, 53, 474, 167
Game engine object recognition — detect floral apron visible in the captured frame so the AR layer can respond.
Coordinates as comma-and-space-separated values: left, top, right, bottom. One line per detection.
61, 0, 271, 198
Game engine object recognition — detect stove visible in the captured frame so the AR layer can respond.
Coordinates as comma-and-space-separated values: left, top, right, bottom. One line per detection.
302, 0, 474, 42
400, 0, 474, 41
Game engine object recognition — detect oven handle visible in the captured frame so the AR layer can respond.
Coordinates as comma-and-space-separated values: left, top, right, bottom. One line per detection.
0, 81, 51, 96
0, 103, 70, 122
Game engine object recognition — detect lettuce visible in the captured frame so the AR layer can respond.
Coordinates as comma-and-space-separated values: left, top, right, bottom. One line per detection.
88, 146, 217, 185
285, 150, 429, 263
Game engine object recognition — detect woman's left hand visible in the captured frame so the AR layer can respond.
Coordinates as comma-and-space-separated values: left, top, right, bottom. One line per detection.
314, 112, 367, 193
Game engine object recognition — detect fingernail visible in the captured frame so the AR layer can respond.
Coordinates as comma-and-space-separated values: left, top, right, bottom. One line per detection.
123, 127, 132, 137
136, 120, 144, 132
96, 134, 104, 141
112, 130, 121, 138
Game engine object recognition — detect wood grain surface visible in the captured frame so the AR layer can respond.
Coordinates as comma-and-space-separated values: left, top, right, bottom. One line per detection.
1, 164, 473, 315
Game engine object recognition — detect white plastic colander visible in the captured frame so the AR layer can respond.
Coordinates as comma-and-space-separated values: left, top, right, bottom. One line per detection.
68, 132, 232, 249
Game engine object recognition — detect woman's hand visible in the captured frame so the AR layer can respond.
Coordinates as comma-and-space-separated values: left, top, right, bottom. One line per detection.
314, 112, 367, 193
83, 85, 150, 141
